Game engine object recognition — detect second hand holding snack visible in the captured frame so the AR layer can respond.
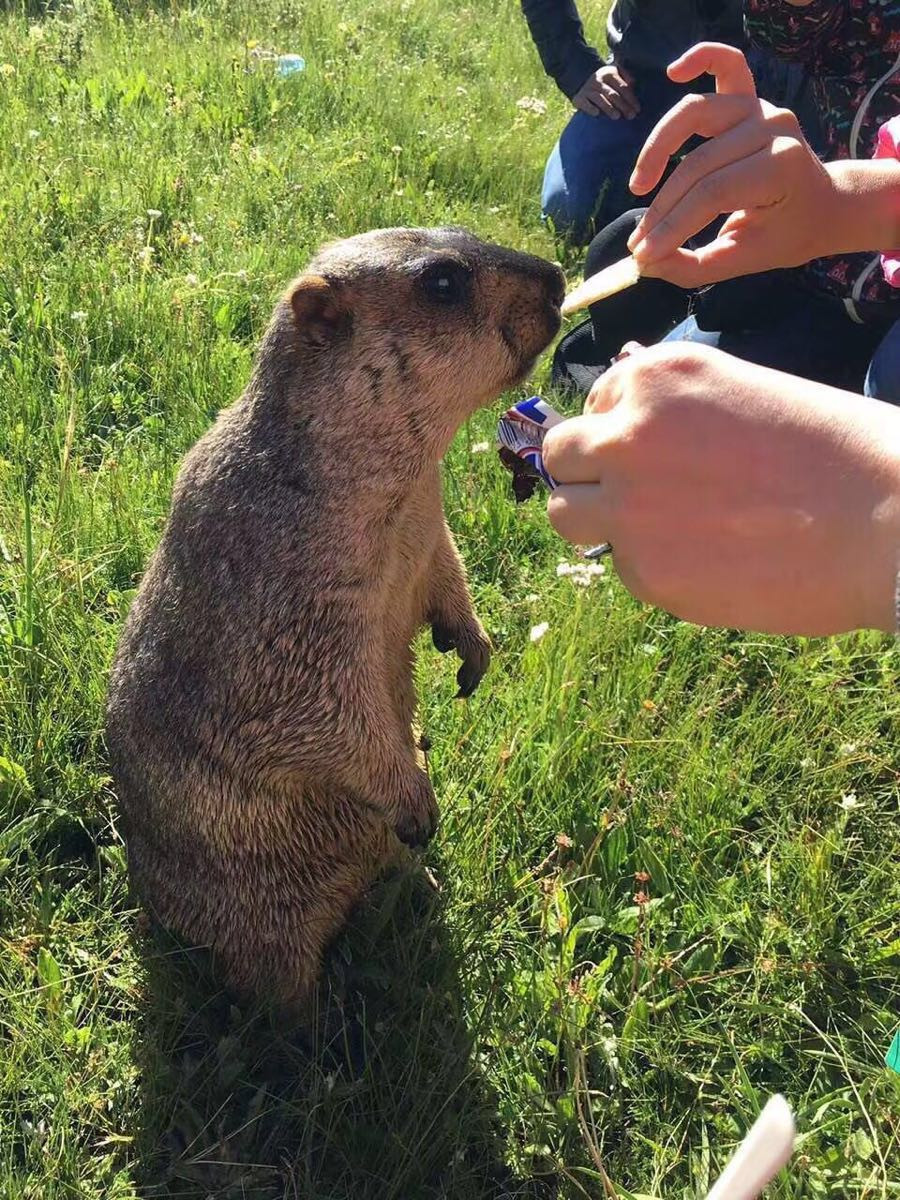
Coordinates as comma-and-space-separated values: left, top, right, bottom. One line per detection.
497, 396, 612, 559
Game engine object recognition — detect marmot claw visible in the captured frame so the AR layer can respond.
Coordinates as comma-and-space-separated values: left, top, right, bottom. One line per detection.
432, 619, 491, 697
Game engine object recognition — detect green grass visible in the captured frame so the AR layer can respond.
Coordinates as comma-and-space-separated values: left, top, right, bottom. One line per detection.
0, 0, 898, 1196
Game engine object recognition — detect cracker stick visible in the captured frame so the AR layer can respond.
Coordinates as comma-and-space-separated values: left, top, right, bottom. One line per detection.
561, 256, 641, 316
704, 1095, 796, 1200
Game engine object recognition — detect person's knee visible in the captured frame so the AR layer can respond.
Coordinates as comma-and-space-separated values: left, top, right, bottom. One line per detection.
541, 110, 639, 243
541, 158, 599, 242
865, 322, 900, 405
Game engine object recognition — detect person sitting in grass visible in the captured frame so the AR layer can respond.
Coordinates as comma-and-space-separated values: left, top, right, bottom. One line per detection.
552, 4, 900, 395
544, 44, 900, 639
520, 0, 815, 245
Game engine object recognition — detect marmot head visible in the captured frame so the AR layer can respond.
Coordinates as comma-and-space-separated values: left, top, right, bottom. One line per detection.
272, 227, 564, 444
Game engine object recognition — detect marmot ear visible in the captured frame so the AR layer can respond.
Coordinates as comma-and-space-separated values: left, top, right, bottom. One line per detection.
288, 275, 350, 348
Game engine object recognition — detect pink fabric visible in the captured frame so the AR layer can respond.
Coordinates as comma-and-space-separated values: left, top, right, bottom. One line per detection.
875, 116, 900, 287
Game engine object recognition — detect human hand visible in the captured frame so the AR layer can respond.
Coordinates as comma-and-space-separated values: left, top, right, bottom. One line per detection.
623, 43, 835, 285
543, 342, 900, 637
624, 43, 900, 288
573, 63, 640, 120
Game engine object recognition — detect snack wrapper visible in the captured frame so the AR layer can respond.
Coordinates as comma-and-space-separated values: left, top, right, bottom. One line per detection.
497, 396, 564, 501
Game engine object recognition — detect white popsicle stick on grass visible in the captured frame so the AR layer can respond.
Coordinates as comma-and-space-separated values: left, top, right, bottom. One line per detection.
561, 256, 641, 316
704, 1095, 796, 1200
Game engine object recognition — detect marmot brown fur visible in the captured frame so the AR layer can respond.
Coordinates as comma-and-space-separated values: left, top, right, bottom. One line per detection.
106, 226, 564, 1009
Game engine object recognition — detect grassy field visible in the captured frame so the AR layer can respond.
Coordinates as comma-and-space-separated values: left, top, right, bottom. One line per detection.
0, 0, 898, 1196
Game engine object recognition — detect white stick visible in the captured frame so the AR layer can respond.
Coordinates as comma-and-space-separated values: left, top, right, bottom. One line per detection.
704, 1095, 796, 1200
561, 256, 641, 316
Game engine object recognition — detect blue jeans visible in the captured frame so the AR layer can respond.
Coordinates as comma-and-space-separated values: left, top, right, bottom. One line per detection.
541, 70, 689, 244
865, 318, 900, 403
542, 54, 816, 245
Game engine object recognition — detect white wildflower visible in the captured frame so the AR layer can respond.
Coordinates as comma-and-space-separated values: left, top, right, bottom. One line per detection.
525, 593, 539, 604
530, 622, 549, 643
146, 208, 163, 219
557, 560, 605, 585
137, 245, 155, 265
184, 273, 200, 287
838, 741, 858, 757
470, 441, 490, 453
839, 792, 860, 810
70, 310, 87, 322
516, 96, 547, 115
28, 129, 40, 140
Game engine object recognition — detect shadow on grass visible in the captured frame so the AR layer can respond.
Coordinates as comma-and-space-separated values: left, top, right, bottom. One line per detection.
131, 863, 556, 1200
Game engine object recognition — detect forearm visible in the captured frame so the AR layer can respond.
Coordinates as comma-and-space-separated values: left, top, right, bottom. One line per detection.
426, 523, 470, 620
520, 0, 603, 97
825, 159, 900, 259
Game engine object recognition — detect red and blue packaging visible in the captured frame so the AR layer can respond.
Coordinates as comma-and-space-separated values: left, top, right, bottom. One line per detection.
496, 395, 564, 502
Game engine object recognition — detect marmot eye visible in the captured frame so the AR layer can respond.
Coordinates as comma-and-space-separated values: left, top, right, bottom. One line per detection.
420, 261, 470, 306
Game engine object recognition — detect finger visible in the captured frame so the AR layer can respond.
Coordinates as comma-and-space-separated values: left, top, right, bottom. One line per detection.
637, 223, 770, 288
591, 89, 620, 119
574, 94, 602, 116
612, 340, 644, 362
629, 108, 796, 248
583, 359, 630, 414
630, 146, 787, 266
543, 409, 627, 483
547, 484, 614, 547
606, 73, 641, 118
616, 63, 636, 85
629, 93, 759, 196
608, 89, 638, 119
666, 41, 757, 96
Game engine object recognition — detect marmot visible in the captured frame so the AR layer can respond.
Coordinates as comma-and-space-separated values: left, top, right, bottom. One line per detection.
106, 226, 564, 1009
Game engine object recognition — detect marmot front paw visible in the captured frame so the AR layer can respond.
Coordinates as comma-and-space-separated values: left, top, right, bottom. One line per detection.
393, 770, 440, 849
431, 618, 492, 698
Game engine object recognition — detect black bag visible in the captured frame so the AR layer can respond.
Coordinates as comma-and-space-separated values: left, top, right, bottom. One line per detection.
692, 269, 798, 334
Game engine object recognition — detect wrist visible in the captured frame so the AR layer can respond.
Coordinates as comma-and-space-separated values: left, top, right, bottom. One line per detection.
858, 407, 900, 634
826, 159, 900, 258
